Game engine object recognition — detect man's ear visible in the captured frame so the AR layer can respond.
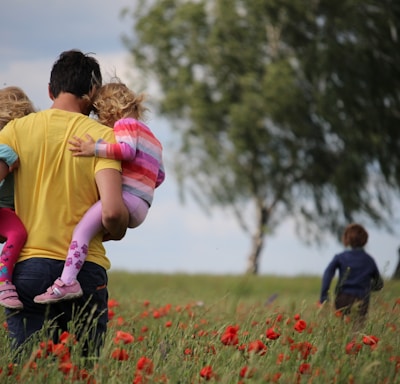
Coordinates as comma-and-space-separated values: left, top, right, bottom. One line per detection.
48, 84, 55, 100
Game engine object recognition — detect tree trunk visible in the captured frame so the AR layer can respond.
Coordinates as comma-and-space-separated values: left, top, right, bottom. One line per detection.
392, 247, 400, 280
245, 230, 265, 274
245, 204, 268, 275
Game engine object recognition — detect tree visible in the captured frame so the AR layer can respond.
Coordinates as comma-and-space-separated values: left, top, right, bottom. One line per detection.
393, 247, 400, 280
122, 0, 400, 274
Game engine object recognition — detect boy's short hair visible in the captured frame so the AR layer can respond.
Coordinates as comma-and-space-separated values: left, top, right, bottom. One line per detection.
342, 223, 368, 248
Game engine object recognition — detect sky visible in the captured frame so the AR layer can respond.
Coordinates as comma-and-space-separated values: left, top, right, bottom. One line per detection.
1, 0, 399, 279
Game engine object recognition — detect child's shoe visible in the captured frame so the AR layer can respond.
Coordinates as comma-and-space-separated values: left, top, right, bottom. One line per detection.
0, 281, 23, 309
34, 278, 83, 304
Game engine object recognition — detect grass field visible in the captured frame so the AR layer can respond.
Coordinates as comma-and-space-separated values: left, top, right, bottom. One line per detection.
0, 273, 399, 383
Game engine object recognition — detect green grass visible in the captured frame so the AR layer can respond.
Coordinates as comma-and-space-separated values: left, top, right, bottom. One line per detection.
0, 273, 399, 383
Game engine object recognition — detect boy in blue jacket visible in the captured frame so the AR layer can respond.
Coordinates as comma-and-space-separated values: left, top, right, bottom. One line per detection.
320, 223, 383, 320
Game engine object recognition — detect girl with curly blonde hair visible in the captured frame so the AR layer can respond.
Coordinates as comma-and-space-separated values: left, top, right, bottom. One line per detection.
34, 79, 165, 304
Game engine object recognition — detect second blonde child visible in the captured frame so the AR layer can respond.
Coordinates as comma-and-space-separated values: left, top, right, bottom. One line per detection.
0, 87, 35, 309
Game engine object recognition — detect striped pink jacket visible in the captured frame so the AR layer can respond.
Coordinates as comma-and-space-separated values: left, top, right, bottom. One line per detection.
95, 117, 165, 206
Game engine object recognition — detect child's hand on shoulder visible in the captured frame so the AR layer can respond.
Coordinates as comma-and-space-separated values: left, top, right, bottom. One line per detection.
68, 134, 96, 157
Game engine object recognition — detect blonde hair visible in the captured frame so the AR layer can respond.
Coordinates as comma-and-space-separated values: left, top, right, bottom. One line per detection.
342, 223, 368, 248
93, 79, 148, 127
0, 86, 35, 129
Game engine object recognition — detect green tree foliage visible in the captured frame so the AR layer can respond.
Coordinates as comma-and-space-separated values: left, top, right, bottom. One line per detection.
123, 0, 400, 274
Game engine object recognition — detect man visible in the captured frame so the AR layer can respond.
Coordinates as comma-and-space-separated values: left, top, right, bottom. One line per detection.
0, 50, 129, 357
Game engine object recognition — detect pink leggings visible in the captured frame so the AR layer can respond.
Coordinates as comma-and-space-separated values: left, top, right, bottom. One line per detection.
0, 208, 28, 282
60, 192, 149, 284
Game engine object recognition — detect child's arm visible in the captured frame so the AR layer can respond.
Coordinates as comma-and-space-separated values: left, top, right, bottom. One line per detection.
0, 144, 19, 182
371, 273, 384, 291
69, 134, 135, 161
319, 256, 339, 303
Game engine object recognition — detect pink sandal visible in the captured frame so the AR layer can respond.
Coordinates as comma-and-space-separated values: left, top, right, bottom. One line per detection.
0, 282, 23, 309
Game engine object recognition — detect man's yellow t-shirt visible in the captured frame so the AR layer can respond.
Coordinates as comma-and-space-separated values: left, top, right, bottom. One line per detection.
0, 109, 121, 270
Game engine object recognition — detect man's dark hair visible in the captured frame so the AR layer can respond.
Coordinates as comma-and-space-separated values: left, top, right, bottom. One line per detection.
49, 50, 102, 98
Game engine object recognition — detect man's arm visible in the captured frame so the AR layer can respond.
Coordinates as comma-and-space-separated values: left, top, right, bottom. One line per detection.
95, 168, 129, 240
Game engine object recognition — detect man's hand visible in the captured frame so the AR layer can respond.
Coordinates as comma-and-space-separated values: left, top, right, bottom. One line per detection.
68, 134, 96, 157
95, 169, 129, 240
102, 232, 126, 242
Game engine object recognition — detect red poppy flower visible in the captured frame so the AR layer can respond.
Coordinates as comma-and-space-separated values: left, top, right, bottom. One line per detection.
276, 353, 290, 364
221, 325, 239, 345
239, 366, 255, 378
153, 310, 161, 319
247, 340, 268, 355
266, 327, 281, 340
58, 361, 76, 375
137, 357, 154, 375
200, 365, 214, 380
133, 373, 145, 384
108, 298, 119, 308
6, 363, 14, 376
298, 363, 311, 374
239, 366, 248, 378
115, 316, 125, 326
111, 348, 129, 361
108, 309, 115, 320
271, 372, 282, 382
291, 341, 316, 359
52, 343, 70, 360
345, 341, 362, 355
362, 335, 379, 346
114, 330, 134, 345
294, 319, 307, 333
59, 331, 76, 345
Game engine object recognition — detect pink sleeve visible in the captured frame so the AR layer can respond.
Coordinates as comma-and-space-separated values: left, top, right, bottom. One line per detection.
95, 139, 135, 161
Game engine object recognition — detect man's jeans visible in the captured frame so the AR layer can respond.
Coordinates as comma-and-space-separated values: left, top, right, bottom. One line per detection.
5, 258, 109, 357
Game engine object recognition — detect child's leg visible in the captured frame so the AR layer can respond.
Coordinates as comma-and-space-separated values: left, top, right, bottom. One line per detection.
335, 293, 356, 315
0, 208, 27, 283
60, 201, 103, 285
35, 196, 147, 304
58, 193, 147, 284
0, 208, 26, 309
123, 192, 149, 229
34, 201, 103, 304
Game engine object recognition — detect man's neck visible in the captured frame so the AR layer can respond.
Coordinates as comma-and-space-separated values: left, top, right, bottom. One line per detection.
51, 93, 89, 115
